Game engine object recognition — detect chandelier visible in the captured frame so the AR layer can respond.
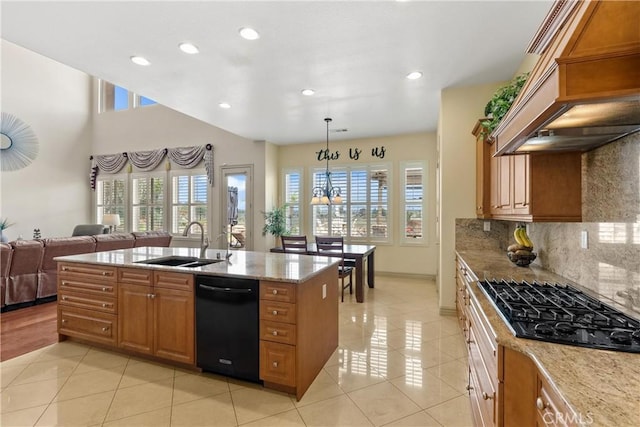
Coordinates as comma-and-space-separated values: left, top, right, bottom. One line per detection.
311, 118, 343, 205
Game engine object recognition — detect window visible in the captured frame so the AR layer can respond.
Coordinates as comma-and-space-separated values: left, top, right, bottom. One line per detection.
96, 176, 127, 232
311, 164, 390, 243
283, 169, 302, 234
171, 171, 208, 235
401, 162, 426, 243
99, 80, 157, 112
131, 174, 165, 231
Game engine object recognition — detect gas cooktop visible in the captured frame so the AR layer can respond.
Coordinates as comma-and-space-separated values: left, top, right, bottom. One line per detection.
478, 279, 640, 353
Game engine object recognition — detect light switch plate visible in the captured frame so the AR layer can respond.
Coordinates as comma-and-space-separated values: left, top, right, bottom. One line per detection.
483, 221, 491, 232
581, 230, 588, 249
322, 284, 327, 299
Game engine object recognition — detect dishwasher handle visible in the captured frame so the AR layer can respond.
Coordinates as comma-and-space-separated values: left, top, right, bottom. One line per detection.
198, 284, 253, 294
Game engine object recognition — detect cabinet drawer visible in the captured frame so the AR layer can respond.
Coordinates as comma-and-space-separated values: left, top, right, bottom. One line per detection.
59, 290, 116, 314
260, 341, 295, 386
119, 268, 153, 286
469, 354, 496, 427
58, 306, 117, 346
260, 281, 295, 303
154, 271, 194, 292
58, 263, 116, 281
467, 286, 497, 372
59, 277, 116, 297
260, 300, 296, 324
260, 320, 297, 345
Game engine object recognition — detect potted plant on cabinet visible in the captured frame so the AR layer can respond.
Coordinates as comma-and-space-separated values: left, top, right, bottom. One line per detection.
481, 72, 529, 136
262, 205, 288, 247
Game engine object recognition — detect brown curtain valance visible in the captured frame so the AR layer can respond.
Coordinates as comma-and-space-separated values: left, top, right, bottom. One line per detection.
90, 144, 214, 190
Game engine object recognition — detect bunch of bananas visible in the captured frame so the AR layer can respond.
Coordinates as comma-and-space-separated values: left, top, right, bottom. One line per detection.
507, 225, 536, 266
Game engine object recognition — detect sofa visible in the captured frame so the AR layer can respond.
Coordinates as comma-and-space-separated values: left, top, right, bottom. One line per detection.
1, 231, 172, 311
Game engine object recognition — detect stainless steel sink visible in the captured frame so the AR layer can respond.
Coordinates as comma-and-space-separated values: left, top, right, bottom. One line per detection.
135, 256, 224, 268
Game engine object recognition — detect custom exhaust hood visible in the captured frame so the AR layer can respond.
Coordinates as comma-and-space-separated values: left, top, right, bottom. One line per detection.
492, 0, 640, 156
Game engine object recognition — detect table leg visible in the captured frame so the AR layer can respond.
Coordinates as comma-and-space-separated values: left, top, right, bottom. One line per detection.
355, 257, 364, 303
367, 252, 375, 288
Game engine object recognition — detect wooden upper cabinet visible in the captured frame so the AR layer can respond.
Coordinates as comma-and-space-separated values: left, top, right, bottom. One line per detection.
472, 120, 492, 218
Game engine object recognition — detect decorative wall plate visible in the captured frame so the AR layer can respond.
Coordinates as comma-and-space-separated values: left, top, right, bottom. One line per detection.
1, 112, 39, 171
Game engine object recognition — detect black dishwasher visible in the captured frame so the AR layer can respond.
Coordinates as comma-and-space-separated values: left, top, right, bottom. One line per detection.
195, 275, 260, 383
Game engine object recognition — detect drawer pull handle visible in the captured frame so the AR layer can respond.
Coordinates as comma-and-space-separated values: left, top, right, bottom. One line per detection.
272, 361, 278, 368
466, 385, 473, 391
102, 287, 108, 292
102, 272, 108, 276
61, 319, 67, 323
62, 267, 68, 271
62, 296, 68, 301
482, 392, 492, 401
102, 303, 107, 307
150, 294, 155, 299
272, 331, 278, 336
466, 339, 474, 344
272, 289, 278, 295
102, 327, 109, 332
272, 310, 278, 316
62, 282, 67, 286
536, 397, 548, 410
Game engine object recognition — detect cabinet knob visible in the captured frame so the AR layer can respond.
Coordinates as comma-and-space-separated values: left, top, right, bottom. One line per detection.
62, 296, 68, 301
102, 303, 107, 307
62, 267, 68, 271
102, 327, 109, 332
272, 289, 278, 295
272, 330, 278, 336
61, 319, 67, 323
272, 310, 278, 316
102, 287, 108, 292
62, 282, 67, 286
482, 392, 492, 401
272, 361, 278, 368
102, 272, 107, 276
536, 397, 548, 410
150, 294, 155, 299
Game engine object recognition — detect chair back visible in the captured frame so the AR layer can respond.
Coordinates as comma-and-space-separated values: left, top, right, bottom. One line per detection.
316, 236, 346, 264
281, 235, 308, 254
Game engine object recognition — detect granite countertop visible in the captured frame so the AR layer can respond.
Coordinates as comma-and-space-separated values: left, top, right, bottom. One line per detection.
55, 247, 339, 284
457, 249, 640, 427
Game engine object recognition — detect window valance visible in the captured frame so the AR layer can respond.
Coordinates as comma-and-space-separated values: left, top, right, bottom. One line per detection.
90, 144, 214, 190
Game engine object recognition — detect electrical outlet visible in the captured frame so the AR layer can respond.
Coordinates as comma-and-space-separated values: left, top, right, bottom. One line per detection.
322, 283, 327, 299
483, 221, 491, 232
581, 230, 588, 249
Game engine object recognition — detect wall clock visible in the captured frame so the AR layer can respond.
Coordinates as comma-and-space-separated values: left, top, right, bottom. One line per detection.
1, 112, 39, 172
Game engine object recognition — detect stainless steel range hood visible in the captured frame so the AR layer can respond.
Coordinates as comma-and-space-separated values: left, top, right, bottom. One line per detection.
492, 1, 640, 155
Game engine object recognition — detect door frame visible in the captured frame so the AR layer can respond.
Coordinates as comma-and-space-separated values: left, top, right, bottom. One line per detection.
220, 164, 253, 251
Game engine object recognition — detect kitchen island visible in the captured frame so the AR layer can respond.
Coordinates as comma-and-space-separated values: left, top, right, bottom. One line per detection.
456, 249, 640, 427
55, 246, 340, 400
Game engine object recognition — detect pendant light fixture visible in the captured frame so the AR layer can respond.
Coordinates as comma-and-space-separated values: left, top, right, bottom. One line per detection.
310, 118, 342, 205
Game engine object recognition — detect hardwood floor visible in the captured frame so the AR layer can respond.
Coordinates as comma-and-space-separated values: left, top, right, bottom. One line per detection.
0, 302, 58, 362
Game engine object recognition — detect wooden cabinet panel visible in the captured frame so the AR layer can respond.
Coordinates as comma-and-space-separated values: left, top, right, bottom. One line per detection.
473, 120, 492, 218
59, 278, 115, 297
58, 306, 117, 346
118, 283, 154, 355
154, 287, 195, 364
58, 263, 116, 281
260, 320, 297, 345
536, 372, 578, 427
512, 154, 530, 215
154, 271, 194, 292
260, 281, 296, 303
59, 290, 116, 314
260, 341, 295, 386
260, 300, 296, 324
118, 268, 153, 286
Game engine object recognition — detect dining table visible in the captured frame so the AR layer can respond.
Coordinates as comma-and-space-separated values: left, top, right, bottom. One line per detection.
271, 243, 375, 303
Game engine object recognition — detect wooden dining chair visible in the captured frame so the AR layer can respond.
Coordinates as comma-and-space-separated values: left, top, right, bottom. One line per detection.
281, 235, 309, 254
315, 236, 353, 302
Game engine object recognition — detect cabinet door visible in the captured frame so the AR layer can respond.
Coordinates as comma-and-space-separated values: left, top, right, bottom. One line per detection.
154, 287, 195, 364
512, 154, 530, 215
475, 133, 492, 218
497, 156, 512, 213
118, 283, 154, 354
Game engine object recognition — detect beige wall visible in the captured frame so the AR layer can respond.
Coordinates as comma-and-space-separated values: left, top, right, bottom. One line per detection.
1, 41, 92, 240
278, 132, 438, 276
437, 82, 503, 312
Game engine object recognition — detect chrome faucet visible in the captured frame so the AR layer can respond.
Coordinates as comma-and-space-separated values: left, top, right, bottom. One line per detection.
183, 221, 209, 259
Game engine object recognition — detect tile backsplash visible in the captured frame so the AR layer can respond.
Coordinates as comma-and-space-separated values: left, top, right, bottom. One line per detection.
456, 132, 640, 315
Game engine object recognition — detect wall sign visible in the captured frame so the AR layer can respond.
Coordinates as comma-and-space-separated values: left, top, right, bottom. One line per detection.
315, 145, 386, 162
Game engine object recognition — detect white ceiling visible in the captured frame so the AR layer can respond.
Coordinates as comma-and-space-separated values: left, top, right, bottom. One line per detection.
1, 1, 553, 145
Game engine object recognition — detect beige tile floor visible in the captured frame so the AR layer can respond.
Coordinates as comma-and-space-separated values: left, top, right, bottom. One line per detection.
0, 275, 473, 426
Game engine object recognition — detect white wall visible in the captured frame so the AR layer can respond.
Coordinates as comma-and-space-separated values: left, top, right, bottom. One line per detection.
0, 41, 92, 240
437, 82, 502, 312
90, 85, 270, 251
278, 132, 438, 277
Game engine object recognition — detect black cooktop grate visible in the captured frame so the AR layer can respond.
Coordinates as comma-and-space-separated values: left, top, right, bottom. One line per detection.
478, 279, 640, 353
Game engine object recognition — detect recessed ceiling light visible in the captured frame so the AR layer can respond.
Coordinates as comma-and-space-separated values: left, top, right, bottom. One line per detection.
179, 42, 199, 54
130, 56, 151, 66
239, 27, 260, 40
301, 89, 315, 96
219, 102, 231, 109
406, 71, 423, 80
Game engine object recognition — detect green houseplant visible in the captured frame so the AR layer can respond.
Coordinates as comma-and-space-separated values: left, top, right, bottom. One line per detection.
262, 205, 288, 245
0, 218, 14, 243
481, 72, 529, 135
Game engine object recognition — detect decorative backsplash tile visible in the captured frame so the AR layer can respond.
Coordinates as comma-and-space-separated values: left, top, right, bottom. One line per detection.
456, 132, 640, 315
